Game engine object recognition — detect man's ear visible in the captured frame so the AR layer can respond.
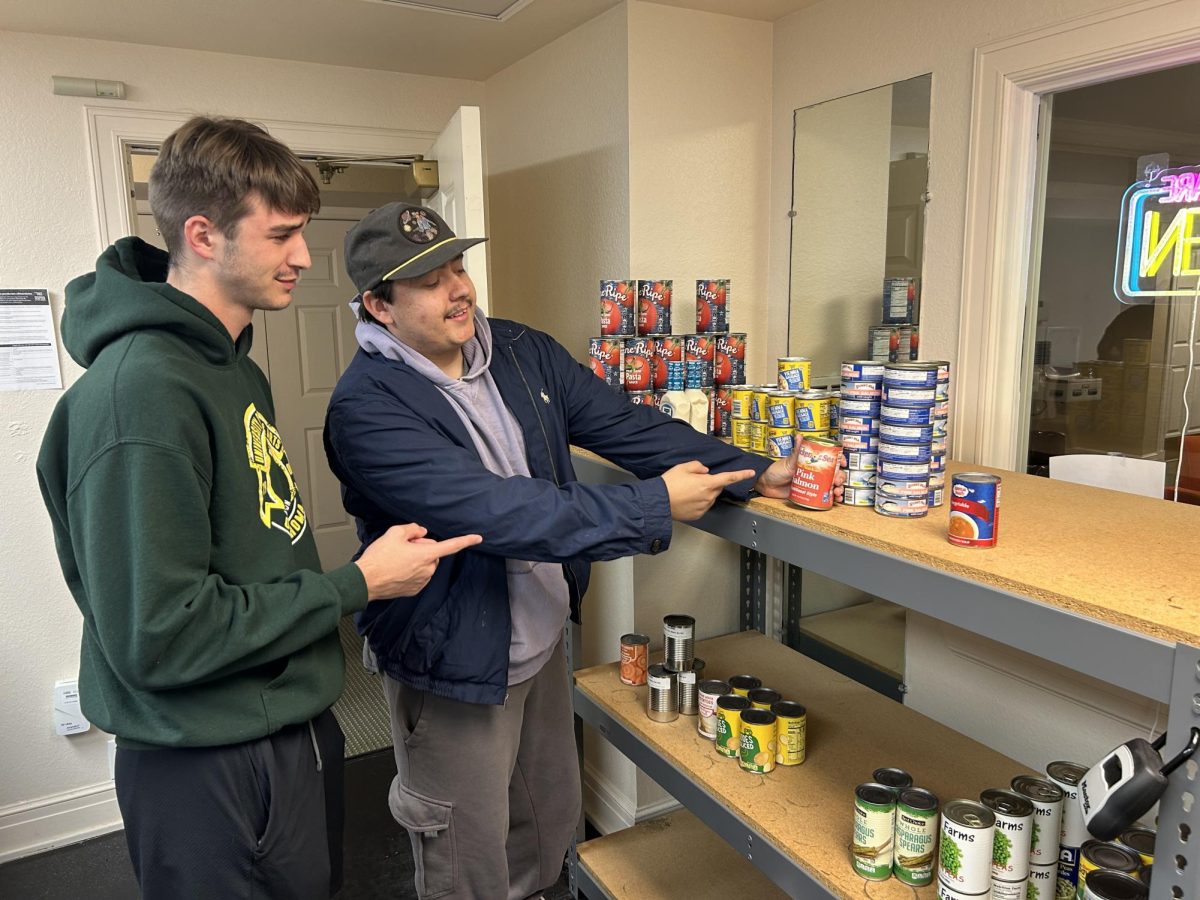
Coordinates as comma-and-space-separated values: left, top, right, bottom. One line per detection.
180, 215, 220, 262
362, 289, 393, 325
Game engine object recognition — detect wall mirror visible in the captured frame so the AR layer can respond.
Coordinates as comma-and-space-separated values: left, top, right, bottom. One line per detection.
788, 73, 931, 383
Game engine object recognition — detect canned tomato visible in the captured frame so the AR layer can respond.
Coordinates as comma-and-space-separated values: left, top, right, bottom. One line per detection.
772, 701, 806, 766
665, 359, 686, 391
778, 357, 811, 391
714, 694, 750, 758
842, 360, 886, 381
684, 334, 714, 387
883, 384, 938, 406
841, 433, 880, 452
714, 386, 733, 438
939, 799, 996, 895
841, 486, 876, 506
695, 279, 729, 334
588, 337, 625, 389
879, 440, 931, 462
1083, 870, 1147, 900
751, 386, 772, 422
622, 337, 655, 392
627, 391, 656, 407
846, 469, 877, 488
619, 633, 650, 686
714, 332, 745, 384
600, 279, 635, 336
738, 709, 777, 774
766, 391, 796, 428
697, 679, 731, 739
948, 473, 1002, 548
895, 787, 939, 886
747, 687, 782, 710
881, 404, 935, 425
795, 390, 832, 431
789, 436, 841, 510
930, 453, 946, 472
636, 279, 671, 335
725, 674, 759, 697
981, 789, 1034, 887
1116, 827, 1155, 867
730, 384, 754, 418
749, 421, 766, 453
766, 427, 795, 459
853, 783, 897, 880
732, 417, 753, 449
880, 422, 934, 444
875, 489, 929, 518
654, 335, 683, 390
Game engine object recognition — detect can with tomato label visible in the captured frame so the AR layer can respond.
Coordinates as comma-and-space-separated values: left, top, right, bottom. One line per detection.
684, 334, 715, 388
714, 386, 733, 438
600, 280, 636, 336
714, 332, 746, 385
788, 437, 840, 510
588, 337, 624, 390
948, 473, 1001, 548
636, 279, 672, 335
622, 337, 655, 393
696, 279, 730, 334
654, 335, 683, 390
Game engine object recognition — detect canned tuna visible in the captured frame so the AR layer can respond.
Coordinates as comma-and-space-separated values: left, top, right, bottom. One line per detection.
842, 360, 887, 381
845, 469, 877, 489
877, 478, 929, 497
841, 486, 876, 506
883, 384, 938, 406
879, 459, 931, 479
880, 422, 934, 444
839, 415, 881, 435
881, 404, 935, 425
842, 451, 878, 471
885, 361, 939, 388
841, 433, 880, 452
876, 489, 929, 518
778, 357, 811, 391
878, 441, 932, 462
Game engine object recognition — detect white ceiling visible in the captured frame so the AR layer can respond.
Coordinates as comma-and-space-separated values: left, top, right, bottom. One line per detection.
0, 0, 825, 82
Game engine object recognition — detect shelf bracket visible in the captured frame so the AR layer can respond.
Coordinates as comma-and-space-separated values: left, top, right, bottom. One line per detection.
740, 545, 768, 634
1153, 642, 1200, 900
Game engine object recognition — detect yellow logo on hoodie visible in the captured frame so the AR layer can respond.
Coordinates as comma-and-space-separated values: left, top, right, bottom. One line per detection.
243, 404, 307, 544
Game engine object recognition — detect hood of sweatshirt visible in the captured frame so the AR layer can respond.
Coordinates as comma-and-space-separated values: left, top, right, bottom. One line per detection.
352, 302, 493, 386
63, 236, 250, 369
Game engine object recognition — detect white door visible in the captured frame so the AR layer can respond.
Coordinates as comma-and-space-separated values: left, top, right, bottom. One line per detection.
268, 107, 488, 569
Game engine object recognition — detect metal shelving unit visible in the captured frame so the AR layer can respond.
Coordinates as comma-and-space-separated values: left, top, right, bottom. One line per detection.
569, 454, 1200, 900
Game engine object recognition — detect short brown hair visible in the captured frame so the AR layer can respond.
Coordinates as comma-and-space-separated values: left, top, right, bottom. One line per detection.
149, 116, 321, 257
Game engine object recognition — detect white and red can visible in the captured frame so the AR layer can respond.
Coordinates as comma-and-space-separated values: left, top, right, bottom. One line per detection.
948, 473, 1002, 548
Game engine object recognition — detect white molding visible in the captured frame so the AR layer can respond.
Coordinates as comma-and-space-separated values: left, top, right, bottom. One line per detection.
956, 0, 1200, 468
0, 782, 122, 865
635, 794, 682, 823
582, 760, 635, 836
85, 105, 439, 250
1052, 116, 1200, 160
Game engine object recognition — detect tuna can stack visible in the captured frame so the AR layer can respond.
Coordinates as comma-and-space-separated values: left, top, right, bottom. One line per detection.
875, 361, 938, 518
838, 360, 884, 507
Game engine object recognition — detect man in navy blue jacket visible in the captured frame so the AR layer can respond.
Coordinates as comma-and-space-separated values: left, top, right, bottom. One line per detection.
324, 202, 806, 900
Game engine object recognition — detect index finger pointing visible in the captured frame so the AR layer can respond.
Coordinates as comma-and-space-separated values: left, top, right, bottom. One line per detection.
713, 469, 758, 487
429, 533, 484, 558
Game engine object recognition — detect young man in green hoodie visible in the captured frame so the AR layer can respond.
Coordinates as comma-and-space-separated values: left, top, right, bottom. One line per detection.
36, 116, 481, 900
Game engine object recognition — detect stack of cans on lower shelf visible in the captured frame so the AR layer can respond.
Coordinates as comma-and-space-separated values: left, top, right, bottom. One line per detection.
875, 361, 951, 517
838, 361, 884, 507
644, 615, 706, 723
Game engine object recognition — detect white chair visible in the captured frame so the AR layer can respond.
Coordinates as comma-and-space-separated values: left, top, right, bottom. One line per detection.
1048, 454, 1165, 498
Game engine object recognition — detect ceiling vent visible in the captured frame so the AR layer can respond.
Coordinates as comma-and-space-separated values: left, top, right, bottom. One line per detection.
363, 0, 534, 21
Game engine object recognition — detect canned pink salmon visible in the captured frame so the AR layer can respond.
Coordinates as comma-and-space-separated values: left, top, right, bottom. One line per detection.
637, 279, 672, 335
841, 433, 880, 452
788, 437, 840, 510
879, 422, 934, 444
842, 486, 876, 506
875, 490, 929, 517
878, 441, 931, 462
695, 279, 729, 334
600, 280, 636, 336
949, 473, 1001, 547
842, 451, 878, 470
714, 332, 745, 385
880, 404, 934, 425
842, 360, 886, 381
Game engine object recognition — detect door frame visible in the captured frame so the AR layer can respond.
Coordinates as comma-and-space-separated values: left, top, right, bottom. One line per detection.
955, 0, 1200, 468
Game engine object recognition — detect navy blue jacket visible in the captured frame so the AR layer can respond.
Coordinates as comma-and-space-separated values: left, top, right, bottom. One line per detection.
323, 318, 771, 705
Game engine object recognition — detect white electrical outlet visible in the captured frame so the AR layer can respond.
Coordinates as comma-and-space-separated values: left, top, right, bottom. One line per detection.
53, 679, 91, 736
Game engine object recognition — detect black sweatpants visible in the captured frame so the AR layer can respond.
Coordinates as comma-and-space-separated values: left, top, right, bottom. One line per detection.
114, 709, 345, 900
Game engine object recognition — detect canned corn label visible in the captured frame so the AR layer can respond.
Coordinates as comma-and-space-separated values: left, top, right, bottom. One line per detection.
715, 706, 743, 758
739, 712, 777, 774
773, 704, 806, 766
853, 784, 897, 881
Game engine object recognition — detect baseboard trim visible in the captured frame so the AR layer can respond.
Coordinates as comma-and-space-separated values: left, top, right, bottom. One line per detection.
0, 782, 122, 864
634, 794, 682, 822
582, 761, 635, 836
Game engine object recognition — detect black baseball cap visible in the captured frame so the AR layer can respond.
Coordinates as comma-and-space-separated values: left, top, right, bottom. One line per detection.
344, 201, 487, 295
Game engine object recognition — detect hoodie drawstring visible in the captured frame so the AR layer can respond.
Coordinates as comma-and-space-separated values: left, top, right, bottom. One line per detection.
307, 719, 323, 773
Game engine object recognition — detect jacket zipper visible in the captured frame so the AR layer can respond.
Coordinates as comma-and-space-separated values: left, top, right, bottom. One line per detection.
508, 344, 561, 487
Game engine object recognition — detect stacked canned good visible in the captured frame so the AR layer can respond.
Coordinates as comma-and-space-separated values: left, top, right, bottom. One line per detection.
838, 360, 884, 507
875, 360, 951, 517
1010, 774, 1065, 900
980, 789, 1035, 900
1047, 761, 1090, 900
709, 673, 807, 775
852, 768, 940, 887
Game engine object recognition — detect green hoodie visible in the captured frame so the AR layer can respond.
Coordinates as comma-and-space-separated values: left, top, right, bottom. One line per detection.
36, 237, 367, 748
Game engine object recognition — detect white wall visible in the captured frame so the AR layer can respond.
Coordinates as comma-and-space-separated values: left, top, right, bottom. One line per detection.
0, 28, 482, 861
771, 0, 1167, 773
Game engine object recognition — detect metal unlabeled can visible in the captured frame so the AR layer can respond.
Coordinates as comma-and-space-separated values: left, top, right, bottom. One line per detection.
697, 679, 730, 739
618, 633, 650, 686
675, 658, 705, 716
895, 787, 940, 886
714, 694, 750, 758
1011, 775, 1064, 865
1047, 761, 1089, 897
727, 674, 761, 697
939, 799, 996, 895
663, 613, 695, 672
646, 664, 678, 723
874, 768, 913, 790
949, 473, 1002, 548
1076, 841, 1141, 900
788, 436, 841, 510
981, 789, 1034, 889
853, 783, 897, 881
1116, 827, 1155, 867
1083, 870, 1148, 900
738, 708, 777, 774
1028, 863, 1059, 900
747, 687, 782, 710
778, 357, 812, 391
772, 700, 806, 766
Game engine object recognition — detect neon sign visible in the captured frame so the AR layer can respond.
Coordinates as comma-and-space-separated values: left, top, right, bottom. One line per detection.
1115, 164, 1200, 303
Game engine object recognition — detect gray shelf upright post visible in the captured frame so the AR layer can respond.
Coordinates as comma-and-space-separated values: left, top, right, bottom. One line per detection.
1151, 642, 1200, 900
740, 545, 768, 634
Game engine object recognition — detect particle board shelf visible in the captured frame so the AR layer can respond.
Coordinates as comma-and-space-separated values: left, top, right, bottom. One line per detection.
797, 599, 906, 682
575, 809, 788, 899
571, 450, 1193, 700
574, 630, 1026, 899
